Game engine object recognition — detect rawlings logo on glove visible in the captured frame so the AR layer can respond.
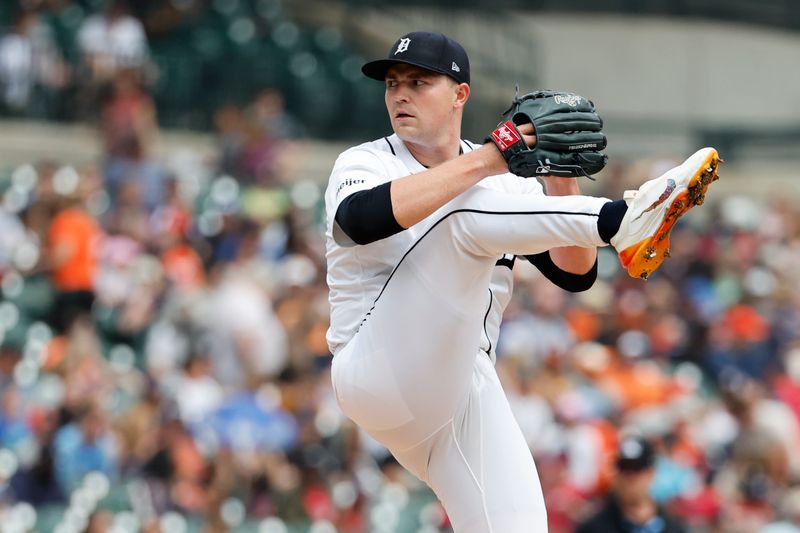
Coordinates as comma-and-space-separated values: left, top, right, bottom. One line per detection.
490, 121, 524, 152
554, 94, 582, 107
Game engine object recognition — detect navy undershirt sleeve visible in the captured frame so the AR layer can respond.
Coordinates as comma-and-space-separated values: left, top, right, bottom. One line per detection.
334, 181, 404, 245
524, 251, 598, 292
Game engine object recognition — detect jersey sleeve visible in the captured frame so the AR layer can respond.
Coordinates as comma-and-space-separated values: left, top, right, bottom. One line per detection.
325, 147, 392, 247
335, 182, 404, 245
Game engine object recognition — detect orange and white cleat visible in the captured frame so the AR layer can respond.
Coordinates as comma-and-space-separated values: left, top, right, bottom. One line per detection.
611, 147, 721, 280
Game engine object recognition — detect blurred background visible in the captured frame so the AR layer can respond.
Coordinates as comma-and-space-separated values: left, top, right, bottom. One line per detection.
0, 0, 798, 532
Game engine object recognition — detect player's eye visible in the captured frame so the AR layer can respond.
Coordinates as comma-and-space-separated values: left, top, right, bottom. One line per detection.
386, 80, 398, 88
414, 80, 426, 86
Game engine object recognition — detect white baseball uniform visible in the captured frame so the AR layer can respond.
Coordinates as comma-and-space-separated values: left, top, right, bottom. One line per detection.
326, 133, 609, 532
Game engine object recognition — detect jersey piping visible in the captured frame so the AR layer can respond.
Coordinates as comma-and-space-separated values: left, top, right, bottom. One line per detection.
481, 288, 494, 357
359, 207, 600, 329
384, 137, 396, 155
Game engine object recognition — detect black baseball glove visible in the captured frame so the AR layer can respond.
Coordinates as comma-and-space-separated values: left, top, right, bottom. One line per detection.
487, 90, 607, 178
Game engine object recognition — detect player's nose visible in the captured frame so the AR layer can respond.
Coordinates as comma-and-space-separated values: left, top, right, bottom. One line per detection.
393, 84, 411, 103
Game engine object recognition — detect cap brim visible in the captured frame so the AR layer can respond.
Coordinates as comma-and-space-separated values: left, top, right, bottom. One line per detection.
616, 458, 654, 471
361, 58, 454, 82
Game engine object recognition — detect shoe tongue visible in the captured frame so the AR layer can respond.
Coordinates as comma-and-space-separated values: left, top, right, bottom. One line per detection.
623, 190, 638, 207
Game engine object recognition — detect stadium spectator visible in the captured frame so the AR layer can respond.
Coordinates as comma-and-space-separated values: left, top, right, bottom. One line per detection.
72, 0, 148, 121
251, 88, 306, 141
170, 353, 225, 427
213, 103, 246, 178
0, 385, 33, 451
238, 114, 281, 185
45, 177, 102, 333
205, 263, 289, 388
100, 68, 165, 211
576, 435, 689, 533
77, 0, 147, 80
52, 402, 120, 494
9, 428, 65, 506
0, 8, 68, 117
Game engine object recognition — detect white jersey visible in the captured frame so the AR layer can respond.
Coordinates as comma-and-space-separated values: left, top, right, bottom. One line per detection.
324, 133, 545, 356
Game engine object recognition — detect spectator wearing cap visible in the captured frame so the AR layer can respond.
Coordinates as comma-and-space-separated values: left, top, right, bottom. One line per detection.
576, 436, 688, 533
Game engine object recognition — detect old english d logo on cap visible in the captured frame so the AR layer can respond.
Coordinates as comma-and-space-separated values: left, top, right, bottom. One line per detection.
395, 38, 410, 54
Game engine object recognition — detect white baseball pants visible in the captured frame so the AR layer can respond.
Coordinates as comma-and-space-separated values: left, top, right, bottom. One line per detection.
331, 186, 609, 532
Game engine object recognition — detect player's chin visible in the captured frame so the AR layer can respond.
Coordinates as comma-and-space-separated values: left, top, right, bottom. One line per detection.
392, 123, 419, 139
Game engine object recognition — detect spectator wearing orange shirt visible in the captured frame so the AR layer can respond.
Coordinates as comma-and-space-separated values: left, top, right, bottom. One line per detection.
161, 239, 205, 291
47, 193, 102, 333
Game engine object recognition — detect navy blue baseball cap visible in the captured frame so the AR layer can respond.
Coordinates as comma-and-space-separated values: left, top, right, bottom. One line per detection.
362, 31, 470, 85
616, 436, 656, 471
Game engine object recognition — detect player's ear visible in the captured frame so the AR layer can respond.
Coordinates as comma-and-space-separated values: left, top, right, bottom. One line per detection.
454, 82, 470, 108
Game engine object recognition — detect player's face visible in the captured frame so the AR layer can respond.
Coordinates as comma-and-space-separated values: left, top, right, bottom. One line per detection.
385, 64, 464, 145
615, 467, 655, 505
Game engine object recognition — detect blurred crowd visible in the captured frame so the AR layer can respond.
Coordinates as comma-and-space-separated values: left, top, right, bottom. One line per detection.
0, 94, 344, 532
0, 0, 148, 121
1, 2, 800, 533
0, 0, 368, 137
1, 136, 799, 532
0, 5, 353, 532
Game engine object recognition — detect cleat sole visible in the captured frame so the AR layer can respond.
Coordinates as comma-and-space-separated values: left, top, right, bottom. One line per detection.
619, 149, 721, 279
